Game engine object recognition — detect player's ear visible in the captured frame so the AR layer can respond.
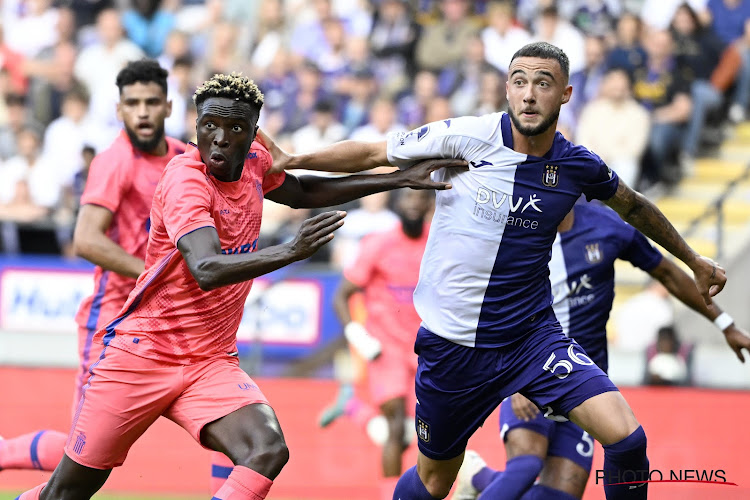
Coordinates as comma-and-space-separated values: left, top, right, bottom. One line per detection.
165, 99, 173, 119
562, 85, 573, 104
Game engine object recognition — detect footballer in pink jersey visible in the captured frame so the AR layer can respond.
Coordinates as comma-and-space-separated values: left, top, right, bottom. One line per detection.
14, 74, 466, 500
0, 60, 184, 477
328, 189, 433, 500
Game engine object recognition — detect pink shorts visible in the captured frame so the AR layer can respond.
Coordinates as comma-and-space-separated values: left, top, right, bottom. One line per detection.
67, 346, 268, 469
368, 338, 418, 408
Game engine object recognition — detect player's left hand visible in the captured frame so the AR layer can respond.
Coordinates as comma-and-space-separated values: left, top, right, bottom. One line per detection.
723, 324, 750, 363
399, 158, 469, 190
692, 256, 726, 305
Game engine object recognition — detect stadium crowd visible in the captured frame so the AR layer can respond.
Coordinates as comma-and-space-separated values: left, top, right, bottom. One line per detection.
0, 0, 748, 263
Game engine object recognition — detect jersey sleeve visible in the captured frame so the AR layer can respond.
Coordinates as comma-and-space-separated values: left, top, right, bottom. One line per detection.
582, 154, 620, 202
343, 233, 383, 288
620, 225, 663, 272
386, 115, 499, 169
79, 150, 131, 213
160, 164, 215, 245
260, 150, 286, 194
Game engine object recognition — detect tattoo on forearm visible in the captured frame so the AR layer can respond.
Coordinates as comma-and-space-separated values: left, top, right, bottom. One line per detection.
627, 193, 693, 262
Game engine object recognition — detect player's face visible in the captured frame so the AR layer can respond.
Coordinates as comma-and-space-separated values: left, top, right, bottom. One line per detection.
397, 190, 433, 238
505, 57, 571, 137
117, 81, 171, 154
196, 97, 259, 182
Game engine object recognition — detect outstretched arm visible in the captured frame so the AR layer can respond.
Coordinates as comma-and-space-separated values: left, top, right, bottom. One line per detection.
258, 128, 388, 174
649, 257, 750, 362
604, 179, 726, 303
178, 211, 345, 291
265, 158, 465, 209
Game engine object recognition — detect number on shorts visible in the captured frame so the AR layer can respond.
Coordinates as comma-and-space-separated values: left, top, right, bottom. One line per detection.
543, 345, 595, 379
576, 431, 594, 457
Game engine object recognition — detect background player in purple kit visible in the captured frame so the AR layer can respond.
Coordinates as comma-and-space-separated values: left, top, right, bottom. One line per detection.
451, 201, 750, 500
261, 42, 727, 499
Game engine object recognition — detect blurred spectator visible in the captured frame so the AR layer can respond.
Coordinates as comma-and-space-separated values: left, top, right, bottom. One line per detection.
158, 30, 191, 71
369, 0, 420, 97
440, 35, 492, 116
577, 68, 651, 187
0, 93, 40, 160
560, 34, 608, 131
424, 95, 454, 122
24, 39, 79, 126
605, 12, 647, 76
0, 25, 29, 95
474, 67, 506, 114
289, 0, 333, 64
671, 3, 726, 162
258, 49, 297, 116
74, 8, 143, 140
480, 1, 531, 74
55, 0, 115, 30
645, 326, 694, 386
41, 86, 97, 188
4, 0, 59, 58
0, 125, 60, 218
283, 60, 329, 133
164, 55, 194, 140
341, 68, 378, 133
331, 191, 398, 269
247, 0, 287, 78
707, 0, 750, 44
640, 0, 710, 30
398, 69, 439, 128
533, 5, 586, 74
200, 21, 246, 77
613, 281, 674, 353
570, 0, 622, 37
291, 99, 346, 153
632, 30, 692, 186
122, 0, 177, 58
350, 98, 407, 141
415, 0, 480, 72
315, 17, 350, 92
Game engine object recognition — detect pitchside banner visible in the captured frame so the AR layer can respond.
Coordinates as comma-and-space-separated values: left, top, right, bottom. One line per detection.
0, 256, 344, 364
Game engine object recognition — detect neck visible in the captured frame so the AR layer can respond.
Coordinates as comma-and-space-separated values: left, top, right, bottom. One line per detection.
557, 208, 575, 233
510, 122, 557, 157
147, 138, 168, 157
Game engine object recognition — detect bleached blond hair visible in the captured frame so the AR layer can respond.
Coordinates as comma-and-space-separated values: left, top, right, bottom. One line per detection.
193, 73, 264, 110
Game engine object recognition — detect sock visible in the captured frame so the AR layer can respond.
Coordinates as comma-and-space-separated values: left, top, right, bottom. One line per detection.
210, 452, 234, 495
380, 477, 400, 500
14, 483, 46, 500
471, 466, 501, 492
0, 431, 67, 471
211, 465, 273, 500
392, 466, 438, 500
602, 426, 649, 500
520, 484, 579, 500
481, 455, 544, 499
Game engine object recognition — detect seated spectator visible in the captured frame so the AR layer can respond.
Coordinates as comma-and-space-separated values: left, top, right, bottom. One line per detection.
24, 39, 79, 126
480, 1, 531, 75
3, 0, 59, 59
0, 93, 39, 160
632, 29, 692, 186
291, 99, 346, 154
570, 0, 622, 37
613, 280, 674, 353
369, 0, 420, 97
415, 0, 480, 72
340, 68, 378, 134
397, 69, 439, 129
671, 3, 726, 163
440, 35, 492, 116
532, 5, 586, 74
577, 68, 651, 188
282, 60, 330, 134
122, 0, 176, 57
640, 0, 710, 31
644, 325, 694, 386
349, 98, 407, 141
474, 67, 506, 114
606, 12, 647, 77
559, 34, 608, 131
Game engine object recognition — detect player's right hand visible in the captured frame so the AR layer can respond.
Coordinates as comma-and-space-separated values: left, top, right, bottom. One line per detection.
510, 392, 539, 422
289, 211, 346, 260
692, 255, 726, 305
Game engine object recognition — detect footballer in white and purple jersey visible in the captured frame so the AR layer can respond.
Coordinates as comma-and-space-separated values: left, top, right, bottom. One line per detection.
382, 111, 627, 469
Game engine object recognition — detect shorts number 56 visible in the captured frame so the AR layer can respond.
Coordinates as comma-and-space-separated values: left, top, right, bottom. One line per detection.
543, 345, 594, 379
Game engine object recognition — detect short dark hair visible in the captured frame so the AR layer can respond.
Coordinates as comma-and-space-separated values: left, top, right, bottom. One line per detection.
510, 42, 570, 81
193, 72, 264, 115
116, 59, 169, 95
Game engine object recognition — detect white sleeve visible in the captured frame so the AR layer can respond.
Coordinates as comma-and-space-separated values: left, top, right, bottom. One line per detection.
385, 114, 502, 169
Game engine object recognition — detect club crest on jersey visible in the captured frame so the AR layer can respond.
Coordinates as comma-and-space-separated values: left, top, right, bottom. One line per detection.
584, 243, 602, 264
543, 165, 559, 187
417, 418, 430, 443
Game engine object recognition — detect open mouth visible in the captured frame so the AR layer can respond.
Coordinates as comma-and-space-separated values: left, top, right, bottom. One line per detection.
209, 152, 228, 168
136, 122, 155, 136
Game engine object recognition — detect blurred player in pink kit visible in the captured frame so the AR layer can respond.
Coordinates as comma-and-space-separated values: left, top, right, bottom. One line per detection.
0, 59, 184, 477
327, 189, 433, 500
13, 73, 462, 500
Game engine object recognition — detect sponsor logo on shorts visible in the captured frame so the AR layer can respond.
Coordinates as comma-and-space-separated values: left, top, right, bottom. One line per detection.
73, 432, 86, 455
417, 418, 430, 443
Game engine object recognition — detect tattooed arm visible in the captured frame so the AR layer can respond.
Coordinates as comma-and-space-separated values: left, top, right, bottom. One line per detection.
603, 179, 726, 304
